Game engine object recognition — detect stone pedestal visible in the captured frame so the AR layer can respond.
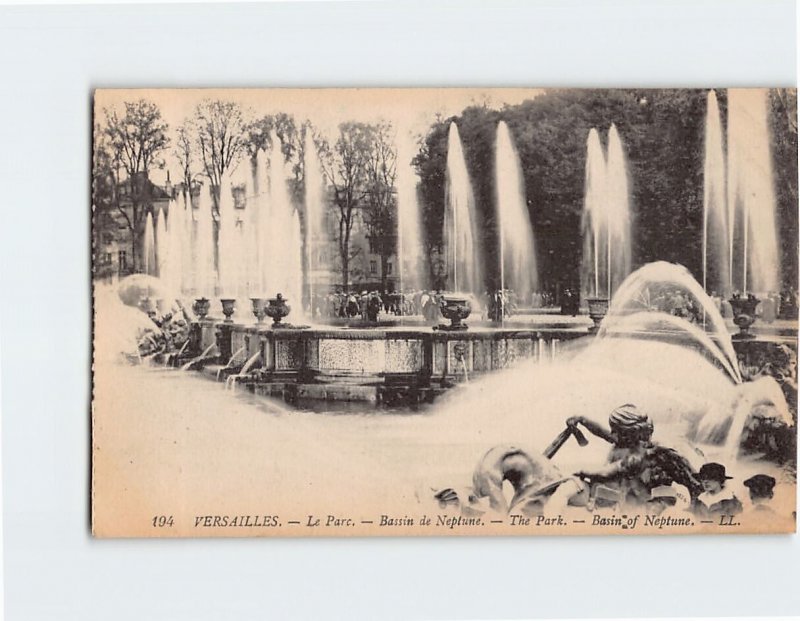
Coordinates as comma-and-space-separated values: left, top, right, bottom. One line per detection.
215, 324, 234, 363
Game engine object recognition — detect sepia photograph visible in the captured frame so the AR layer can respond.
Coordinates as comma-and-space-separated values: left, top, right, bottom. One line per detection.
91, 87, 798, 537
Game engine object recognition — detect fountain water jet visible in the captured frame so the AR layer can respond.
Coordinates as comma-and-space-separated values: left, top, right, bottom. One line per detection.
726, 89, 780, 295
581, 129, 607, 299
143, 211, 156, 277
303, 128, 325, 316
179, 190, 193, 296
702, 90, 729, 296
605, 125, 632, 295
600, 261, 741, 383
429, 261, 790, 489
396, 130, 427, 293
216, 175, 238, 298
444, 122, 483, 297
495, 121, 537, 301
580, 126, 632, 302
265, 131, 304, 318
195, 183, 216, 299
165, 198, 183, 298
234, 161, 257, 300
252, 149, 270, 297
155, 207, 168, 281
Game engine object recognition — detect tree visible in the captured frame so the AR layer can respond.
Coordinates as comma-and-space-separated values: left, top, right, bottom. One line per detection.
414, 89, 741, 297
318, 122, 373, 291
102, 99, 169, 271
92, 121, 116, 210
413, 121, 450, 287
174, 122, 195, 195
92, 121, 123, 277
244, 112, 309, 204
769, 88, 799, 290
361, 121, 398, 292
191, 99, 248, 205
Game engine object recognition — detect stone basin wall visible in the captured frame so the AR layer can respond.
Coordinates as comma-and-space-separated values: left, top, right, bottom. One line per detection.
196, 321, 589, 383
191, 320, 797, 406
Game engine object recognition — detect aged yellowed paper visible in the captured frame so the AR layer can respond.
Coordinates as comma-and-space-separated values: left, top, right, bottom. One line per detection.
92, 88, 797, 537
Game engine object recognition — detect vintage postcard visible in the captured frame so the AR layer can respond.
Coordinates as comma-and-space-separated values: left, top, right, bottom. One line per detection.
92, 87, 797, 537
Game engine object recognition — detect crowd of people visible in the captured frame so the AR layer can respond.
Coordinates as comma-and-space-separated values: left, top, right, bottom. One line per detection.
317, 290, 445, 321
315, 288, 562, 323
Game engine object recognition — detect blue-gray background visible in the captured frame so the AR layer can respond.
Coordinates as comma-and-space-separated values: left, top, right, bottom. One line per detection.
0, 1, 797, 619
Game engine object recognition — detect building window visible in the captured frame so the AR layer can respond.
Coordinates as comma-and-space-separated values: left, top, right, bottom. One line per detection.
387, 262, 392, 275
370, 260, 377, 275
118, 250, 127, 271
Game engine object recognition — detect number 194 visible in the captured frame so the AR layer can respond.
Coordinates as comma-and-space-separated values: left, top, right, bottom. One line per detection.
152, 515, 174, 528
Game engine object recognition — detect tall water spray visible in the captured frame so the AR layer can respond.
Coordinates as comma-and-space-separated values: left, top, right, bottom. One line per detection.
216, 175, 238, 297
289, 208, 304, 313
581, 129, 607, 298
195, 183, 215, 298
163, 198, 183, 297
444, 122, 483, 296
304, 129, 325, 315
180, 190, 193, 296
396, 130, 427, 292
143, 211, 156, 276
254, 149, 270, 296
605, 125, 632, 294
581, 125, 632, 300
233, 160, 256, 299
726, 89, 780, 294
702, 90, 729, 296
266, 131, 304, 312
495, 121, 537, 300
155, 207, 169, 282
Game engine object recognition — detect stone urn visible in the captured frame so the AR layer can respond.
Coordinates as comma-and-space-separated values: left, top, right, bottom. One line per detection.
586, 297, 609, 332
729, 294, 760, 339
192, 297, 210, 320
220, 298, 236, 323
437, 295, 471, 331
265, 293, 291, 326
251, 298, 268, 324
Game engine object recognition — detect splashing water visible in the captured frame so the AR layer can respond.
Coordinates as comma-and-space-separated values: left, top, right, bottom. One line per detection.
495, 121, 538, 300
599, 261, 741, 384
429, 261, 790, 483
444, 122, 484, 296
